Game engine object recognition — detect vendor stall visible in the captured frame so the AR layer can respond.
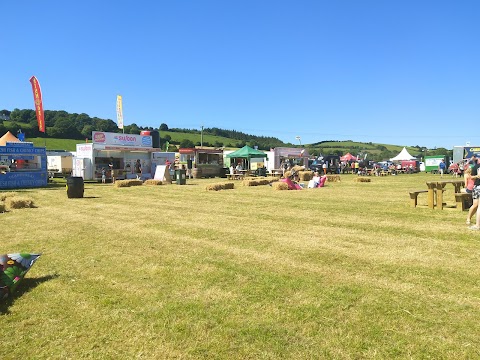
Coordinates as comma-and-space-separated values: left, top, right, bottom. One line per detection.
0, 141, 47, 189
178, 148, 224, 178
272, 147, 310, 169
73, 131, 156, 181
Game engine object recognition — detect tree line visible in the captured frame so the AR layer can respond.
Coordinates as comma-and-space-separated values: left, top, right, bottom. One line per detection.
0, 109, 451, 160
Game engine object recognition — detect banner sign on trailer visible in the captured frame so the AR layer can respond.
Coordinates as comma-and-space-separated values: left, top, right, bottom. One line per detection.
116, 95, 124, 129
29, 76, 45, 133
92, 131, 152, 147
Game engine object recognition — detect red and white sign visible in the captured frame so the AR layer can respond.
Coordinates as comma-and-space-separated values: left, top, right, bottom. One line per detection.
92, 131, 152, 147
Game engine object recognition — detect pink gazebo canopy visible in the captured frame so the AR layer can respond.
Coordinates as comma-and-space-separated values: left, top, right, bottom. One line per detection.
340, 152, 357, 162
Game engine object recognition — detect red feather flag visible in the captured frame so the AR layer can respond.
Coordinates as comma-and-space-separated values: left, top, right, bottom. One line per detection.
29, 76, 45, 133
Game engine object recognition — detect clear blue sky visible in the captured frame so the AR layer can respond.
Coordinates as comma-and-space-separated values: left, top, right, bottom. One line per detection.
2, 0, 479, 149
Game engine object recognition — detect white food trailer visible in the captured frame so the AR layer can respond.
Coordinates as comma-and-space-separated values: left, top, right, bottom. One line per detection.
73, 131, 156, 181
47, 151, 74, 177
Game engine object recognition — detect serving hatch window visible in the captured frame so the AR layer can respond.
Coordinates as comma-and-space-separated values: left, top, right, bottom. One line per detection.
197, 152, 222, 165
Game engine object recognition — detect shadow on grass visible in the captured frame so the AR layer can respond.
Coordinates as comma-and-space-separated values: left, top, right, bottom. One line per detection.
67, 196, 99, 199
0, 274, 59, 314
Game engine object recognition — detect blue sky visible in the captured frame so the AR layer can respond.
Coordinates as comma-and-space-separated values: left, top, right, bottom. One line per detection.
2, 1, 479, 149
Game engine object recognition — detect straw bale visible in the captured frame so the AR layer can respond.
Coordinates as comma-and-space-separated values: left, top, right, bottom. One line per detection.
272, 182, 289, 190
0, 192, 18, 201
144, 179, 163, 186
205, 182, 235, 191
5, 196, 35, 210
354, 177, 371, 183
299, 171, 313, 181
114, 179, 143, 188
0, 203, 6, 213
326, 175, 341, 182
242, 179, 272, 186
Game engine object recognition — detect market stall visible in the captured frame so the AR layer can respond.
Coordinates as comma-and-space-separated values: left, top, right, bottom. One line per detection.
73, 131, 157, 181
178, 148, 224, 178
0, 134, 47, 189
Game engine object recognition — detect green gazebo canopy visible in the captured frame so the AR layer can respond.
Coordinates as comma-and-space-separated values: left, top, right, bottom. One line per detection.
226, 145, 267, 159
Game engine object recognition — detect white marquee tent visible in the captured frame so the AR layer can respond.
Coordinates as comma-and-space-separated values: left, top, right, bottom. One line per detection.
390, 147, 417, 162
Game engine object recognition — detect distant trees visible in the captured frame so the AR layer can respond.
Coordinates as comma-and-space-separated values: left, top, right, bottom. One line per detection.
180, 139, 195, 148
159, 123, 168, 131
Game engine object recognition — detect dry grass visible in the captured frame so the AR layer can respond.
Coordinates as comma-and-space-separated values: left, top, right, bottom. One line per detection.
4, 196, 35, 209
1, 173, 480, 358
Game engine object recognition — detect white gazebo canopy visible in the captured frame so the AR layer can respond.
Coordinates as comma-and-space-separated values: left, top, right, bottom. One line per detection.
390, 147, 417, 162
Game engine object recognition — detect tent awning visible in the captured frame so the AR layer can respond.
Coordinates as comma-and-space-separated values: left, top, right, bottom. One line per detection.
0, 131, 20, 146
390, 147, 417, 161
226, 145, 267, 159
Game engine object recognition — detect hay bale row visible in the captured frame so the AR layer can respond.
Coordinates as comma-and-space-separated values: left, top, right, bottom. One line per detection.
205, 182, 235, 191
143, 179, 163, 186
4, 196, 35, 209
114, 179, 143, 188
272, 182, 289, 190
326, 175, 341, 182
0, 192, 18, 201
354, 177, 371, 182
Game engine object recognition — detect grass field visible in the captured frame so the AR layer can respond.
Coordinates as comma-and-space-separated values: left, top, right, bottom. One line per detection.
1, 173, 479, 359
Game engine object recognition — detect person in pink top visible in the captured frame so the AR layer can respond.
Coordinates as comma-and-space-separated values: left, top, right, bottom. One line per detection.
464, 166, 476, 225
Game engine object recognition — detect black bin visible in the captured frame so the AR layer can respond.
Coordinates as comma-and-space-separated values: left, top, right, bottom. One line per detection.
257, 167, 267, 177
175, 169, 186, 185
66, 176, 84, 198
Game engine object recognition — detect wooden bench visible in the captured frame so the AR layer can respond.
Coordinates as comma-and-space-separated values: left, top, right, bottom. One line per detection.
455, 192, 472, 211
409, 190, 428, 207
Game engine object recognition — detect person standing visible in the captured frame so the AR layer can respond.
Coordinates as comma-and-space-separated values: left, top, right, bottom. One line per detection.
438, 159, 446, 177
108, 157, 115, 183
101, 167, 106, 184
468, 158, 480, 230
322, 162, 328, 175
464, 166, 475, 225
134, 159, 142, 179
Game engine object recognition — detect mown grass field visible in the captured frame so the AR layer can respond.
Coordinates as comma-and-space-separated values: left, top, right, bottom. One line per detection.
1, 172, 479, 359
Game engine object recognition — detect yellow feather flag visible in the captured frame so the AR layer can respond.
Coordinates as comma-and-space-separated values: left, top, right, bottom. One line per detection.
116, 95, 124, 129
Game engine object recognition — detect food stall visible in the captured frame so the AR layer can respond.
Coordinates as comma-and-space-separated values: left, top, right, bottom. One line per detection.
178, 148, 224, 178
0, 141, 47, 189
272, 147, 310, 169
73, 131, 156, 181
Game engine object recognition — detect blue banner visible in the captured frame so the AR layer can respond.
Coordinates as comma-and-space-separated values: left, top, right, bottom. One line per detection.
0, 171, 48, 189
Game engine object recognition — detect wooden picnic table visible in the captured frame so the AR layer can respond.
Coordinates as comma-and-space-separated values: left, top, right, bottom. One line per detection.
226, 173, 244, 180
425, 179, 464, 210
268, 169, 283, 177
